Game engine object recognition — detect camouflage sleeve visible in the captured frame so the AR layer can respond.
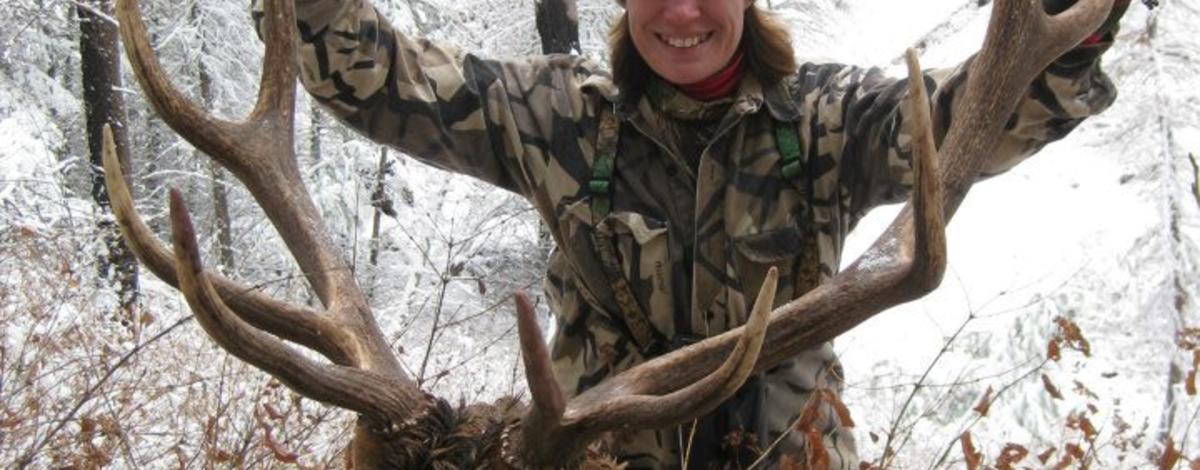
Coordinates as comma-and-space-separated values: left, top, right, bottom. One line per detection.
258, 0, 598, 196
801, 43, 1117, 224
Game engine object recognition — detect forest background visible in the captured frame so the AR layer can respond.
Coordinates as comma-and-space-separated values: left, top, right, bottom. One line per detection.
0, 0, 1197, 467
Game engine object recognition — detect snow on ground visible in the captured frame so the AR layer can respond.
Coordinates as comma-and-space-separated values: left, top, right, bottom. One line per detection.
818, 1, 1200, 466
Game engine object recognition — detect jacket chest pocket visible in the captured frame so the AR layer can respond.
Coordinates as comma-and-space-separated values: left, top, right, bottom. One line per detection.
731, 222, 820, 311
556, 197, 676, 345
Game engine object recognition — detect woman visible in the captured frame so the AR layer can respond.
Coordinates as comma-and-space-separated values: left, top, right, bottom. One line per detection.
262, 0, 1125, 467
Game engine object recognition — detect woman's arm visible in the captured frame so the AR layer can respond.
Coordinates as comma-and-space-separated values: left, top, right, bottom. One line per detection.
804, 17, 1121, 225
253, 0, 603, 197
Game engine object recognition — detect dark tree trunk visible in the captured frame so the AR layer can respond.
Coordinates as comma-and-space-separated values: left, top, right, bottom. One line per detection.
369, 147, 394, 268
534, 0, 578, 248
79, 0, 139, 313
534, 0, 579, 55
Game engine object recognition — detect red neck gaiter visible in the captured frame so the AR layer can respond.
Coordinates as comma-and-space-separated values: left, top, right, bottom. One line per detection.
678, 51, 745, 102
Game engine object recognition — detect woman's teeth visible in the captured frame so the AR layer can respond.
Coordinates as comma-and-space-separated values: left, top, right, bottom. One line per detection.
659, 33, 711, 48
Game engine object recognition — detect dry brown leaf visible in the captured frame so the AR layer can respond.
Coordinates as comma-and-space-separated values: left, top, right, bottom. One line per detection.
995, 443, 1029, 470
264, 430, 299, 464
1073, 380, 1099, 400
0, 410, 23, 429
1066, 412, 1098, 442
973, 386, 994, 417
805, 428, 830, 470
203, 415, 232, 463
1188, 370, 1197, 396
1181, 328, 1200, 349
1042, 374, 1064, 400
80, 416, 97, 434
1055, 316, 1091, 357
818, 389, 856, 427
1065, 443, 1085, 459
960, 432, 982, 470
172, 444, 188, 469
796, 392, 823, 432
1160, 438, 1182, 470
1038, 447, 1056, 464
780, 453, 804, 470
1048, 339, 1062, 362
264, 403, 286, 421
1080, 416, 1098, 441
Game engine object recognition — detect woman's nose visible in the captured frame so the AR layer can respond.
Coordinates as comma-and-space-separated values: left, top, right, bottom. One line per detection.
660, 0, 702, 23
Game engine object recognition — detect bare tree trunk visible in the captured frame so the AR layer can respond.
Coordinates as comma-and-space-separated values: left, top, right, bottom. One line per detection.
79, 0, 139, 315
534, 0, 579, 55
193, 2, 235, 272
369, 147, 394, 268
310, 101, 322, 164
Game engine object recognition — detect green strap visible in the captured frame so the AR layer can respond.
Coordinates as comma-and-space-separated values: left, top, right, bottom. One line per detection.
588, 107, 662, 354
587, 113, 817, 352
589, 226, 661, 353
775, 120, 822, 296
775, 123, 804, 180
590, 109, 620, 221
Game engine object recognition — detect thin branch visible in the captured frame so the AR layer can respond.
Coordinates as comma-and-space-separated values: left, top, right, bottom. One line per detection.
881, 306, 977, 468
16, 315, 194, 469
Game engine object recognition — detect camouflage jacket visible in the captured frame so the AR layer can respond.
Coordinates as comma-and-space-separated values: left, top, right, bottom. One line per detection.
273, 0, 1117, 467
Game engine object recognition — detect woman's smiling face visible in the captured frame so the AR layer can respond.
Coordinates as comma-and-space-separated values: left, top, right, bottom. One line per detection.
626, 0, 752, 85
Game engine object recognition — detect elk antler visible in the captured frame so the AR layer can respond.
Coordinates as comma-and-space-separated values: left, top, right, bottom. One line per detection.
106, 0, 1112, 465
557, 0, 1115, 441
106, 0, 777, 465
111, 0, 426, 423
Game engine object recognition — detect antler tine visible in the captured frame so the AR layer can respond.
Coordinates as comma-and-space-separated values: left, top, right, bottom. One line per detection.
513, 269, 776, 465
115, 0, 242, 172
585, 267, 776, 430
541, 0, 1118, 433
904, 49, 947, 290
116, 0, 298, 172
101, 125, 356, 364
112, 0, 427, 448
247, 0, 298, 136
938, 0, 1112, 209
993, 0, 1114, 70
167, 187, 424, 420
1042, 0, 1116, 49
118, 0, 366, 314
515, 290, 565, 423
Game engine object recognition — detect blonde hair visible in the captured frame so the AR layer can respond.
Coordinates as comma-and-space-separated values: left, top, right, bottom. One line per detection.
607, 5, 796, 97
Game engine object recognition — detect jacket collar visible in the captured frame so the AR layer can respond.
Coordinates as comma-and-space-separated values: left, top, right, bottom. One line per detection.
585, 71, 802, 123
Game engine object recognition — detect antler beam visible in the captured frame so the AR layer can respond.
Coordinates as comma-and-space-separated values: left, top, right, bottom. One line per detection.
559, 0, 1114, 423
103, 0, 1115, 466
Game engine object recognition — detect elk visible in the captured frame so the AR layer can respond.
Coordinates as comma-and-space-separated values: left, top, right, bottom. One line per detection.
101, 0, 1115, 467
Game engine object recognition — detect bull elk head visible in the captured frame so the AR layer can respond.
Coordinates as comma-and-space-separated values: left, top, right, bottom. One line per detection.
101, 0, 1114, 467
